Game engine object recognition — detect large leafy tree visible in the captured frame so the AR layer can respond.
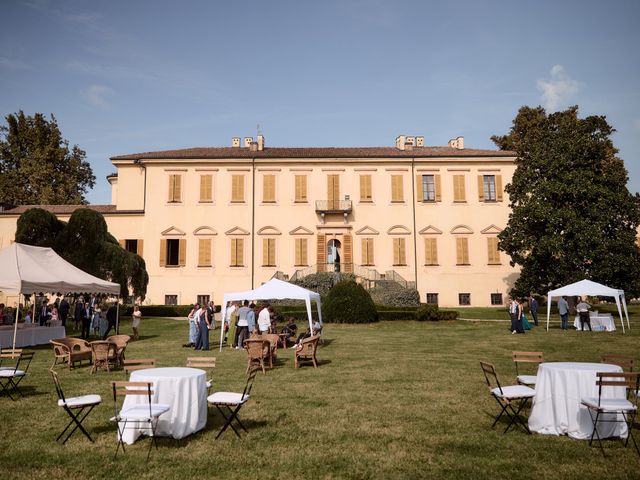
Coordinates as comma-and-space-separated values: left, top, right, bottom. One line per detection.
0, 111, 95, 205
15, 208, 148, 299
492, 106, 640, 297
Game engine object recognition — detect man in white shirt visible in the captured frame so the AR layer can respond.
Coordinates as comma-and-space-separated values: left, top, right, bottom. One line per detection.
257, 303, 271, 333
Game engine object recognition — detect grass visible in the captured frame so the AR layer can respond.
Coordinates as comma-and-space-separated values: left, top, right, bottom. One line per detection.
1, 316, 639, 479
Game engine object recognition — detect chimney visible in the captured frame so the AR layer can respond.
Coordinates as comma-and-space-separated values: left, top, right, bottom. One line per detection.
244, 137, 253, 147
395, 135, 406, 150
249, 142, 259, 152
448, 136, 464, 150
231, 137, 241, 147
257, 134, 265, 151
416, 136, 424, 147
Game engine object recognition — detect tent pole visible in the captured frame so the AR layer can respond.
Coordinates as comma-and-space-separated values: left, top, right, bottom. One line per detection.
219, 298, 228, 352
623, 294, 631, 330
615, 296, 625, 333
546, 295, 552, 332
116, 298, 120, 335
11, 293, 21, 350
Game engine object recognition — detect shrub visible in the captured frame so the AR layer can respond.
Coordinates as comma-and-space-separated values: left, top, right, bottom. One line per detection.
415, 304, 440, 321
369, 282, 420, 307
119, 304, 220, 318
323, 280, 378, 324
291, 272, 356, 296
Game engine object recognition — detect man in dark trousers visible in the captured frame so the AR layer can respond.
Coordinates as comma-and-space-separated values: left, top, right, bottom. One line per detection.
59, 298, 70, 327
528, 293, 539, 326
73, 297, 84, 331
102, 302, 118, 339
38, 299, 50, 326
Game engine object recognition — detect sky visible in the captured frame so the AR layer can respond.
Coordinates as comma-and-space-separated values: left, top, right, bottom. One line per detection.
1, 0, 639, 204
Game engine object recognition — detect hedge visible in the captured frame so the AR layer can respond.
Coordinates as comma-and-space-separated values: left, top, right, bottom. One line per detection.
119, 304, 221, 318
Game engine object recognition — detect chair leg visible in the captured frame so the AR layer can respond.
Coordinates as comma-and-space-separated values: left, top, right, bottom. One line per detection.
214, 404, 245, 440
58, 405, 96, 443
114, 419, 127, 459
588, 410, 606, 457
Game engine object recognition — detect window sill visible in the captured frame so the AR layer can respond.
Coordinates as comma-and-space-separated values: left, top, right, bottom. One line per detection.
424, 263, 439, 266
198, 201, 214, 204
229, 265, 245, 268
487, 262, 502, 266
456, 263, 471, 266
163, 265, 181, 268
197, 264, 213, 268
392, 264, 407, 267
421, 200, 437, 204
165, 202, 183, 206
453, 201, 467, 204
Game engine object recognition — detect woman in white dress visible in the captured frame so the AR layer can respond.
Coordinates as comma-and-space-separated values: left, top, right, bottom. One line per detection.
132, 305, 142, 340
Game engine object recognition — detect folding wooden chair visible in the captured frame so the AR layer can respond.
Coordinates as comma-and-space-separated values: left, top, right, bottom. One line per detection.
0, 351, 34, 400
186, 356, 216, 391
111, 381, 170, 462
50, 369, 102, 443
480, 361, 535, 434
601, 354, 635, 372
581, 371, 640, 457
207, 369, 257, 439
0, 348, 22, 371
123, 358, 156, 377
512, 351, 544, 387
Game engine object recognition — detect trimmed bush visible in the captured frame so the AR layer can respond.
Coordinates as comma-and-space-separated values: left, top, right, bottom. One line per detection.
415, 304, 458, 321
119, 304, 220, 318
369, 283, 420, 307
323, 280, 378, 324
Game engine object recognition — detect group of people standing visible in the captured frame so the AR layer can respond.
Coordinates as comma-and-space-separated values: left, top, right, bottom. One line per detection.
223, 301, 274, 349
508, 294, 539, 334
185, 301, 216, 351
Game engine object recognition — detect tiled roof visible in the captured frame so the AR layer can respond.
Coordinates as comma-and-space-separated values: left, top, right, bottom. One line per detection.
0, 205, 128, 215
111, 146, 515, 161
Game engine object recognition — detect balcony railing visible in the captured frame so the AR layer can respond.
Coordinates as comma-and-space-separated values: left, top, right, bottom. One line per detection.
315, 200, 352, 213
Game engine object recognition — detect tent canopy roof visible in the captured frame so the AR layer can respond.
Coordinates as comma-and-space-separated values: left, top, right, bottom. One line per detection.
547, 279, 623, 298
223, 278, 320, 302
0, 243, 120, 295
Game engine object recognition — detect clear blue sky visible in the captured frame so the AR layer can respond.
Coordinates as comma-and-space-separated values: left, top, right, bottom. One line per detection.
1, 0, 639, 204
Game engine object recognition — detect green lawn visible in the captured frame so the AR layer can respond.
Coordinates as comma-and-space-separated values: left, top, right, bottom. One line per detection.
1, 317, 639, 479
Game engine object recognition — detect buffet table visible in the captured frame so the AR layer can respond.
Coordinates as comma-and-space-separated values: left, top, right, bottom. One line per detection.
528, 362, 626, 439
0, 324, 66, 347
120, 367, 207, 444
573, 313, 615, 332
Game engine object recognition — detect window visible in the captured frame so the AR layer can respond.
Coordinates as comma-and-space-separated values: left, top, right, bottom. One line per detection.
199, 175, 213, 202
197, 294, 210, 306
360, 175, 372, 202
487, 237, 500, 265
491, 293, 503, 305
361, 238, 374, 265
422, 175, 436, 202
230, 238, 244, 266
424, 238, 438, 265
262, 238, 276, 266
456, 237, 469, 265
392, 238, 406, 265
453, 175, 466, 202
168, 174, 182, 203
294, 238, 308, 266
165, 295, 178, 305
479, 174, 503, 202
426, 293, 439, 305
391, 175, 404, 202
294, 175, 307, 202
459, 293, 471, 306
231, 175, 244, 202
198, 238, 212, 267
263, 174, 276, 203
160, 238, 185, 267
121, 239, 143, 256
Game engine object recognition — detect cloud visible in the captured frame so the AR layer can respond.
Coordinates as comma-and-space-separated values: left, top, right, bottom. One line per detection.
537, 65, 580, 111
80, 84, 113, 109
0, 57, 31, 70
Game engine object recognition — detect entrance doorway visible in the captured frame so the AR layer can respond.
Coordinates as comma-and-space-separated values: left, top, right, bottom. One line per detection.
327, 239, 341, 272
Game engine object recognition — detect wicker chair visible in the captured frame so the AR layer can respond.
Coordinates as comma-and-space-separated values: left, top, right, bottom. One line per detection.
90, 341, 118, 373
294, 335, 320, 369
107, 335, 131, 367
262, 333, 279, 366
50, 338, 92, 369
244, 338, 270, 374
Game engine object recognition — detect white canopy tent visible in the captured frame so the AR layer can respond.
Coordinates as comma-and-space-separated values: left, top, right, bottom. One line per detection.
218, 278, 323, 351
546, 279, 630, 333
0, 243, 121, 348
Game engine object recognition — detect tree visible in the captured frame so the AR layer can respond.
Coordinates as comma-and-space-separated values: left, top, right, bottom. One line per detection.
15, 207, 149, 299
492, 106, 640, 297
0, 111, 95, 205
322, 280, 378, 323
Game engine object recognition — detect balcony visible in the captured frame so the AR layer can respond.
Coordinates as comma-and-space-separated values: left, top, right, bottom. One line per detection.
315, 199, 352, 224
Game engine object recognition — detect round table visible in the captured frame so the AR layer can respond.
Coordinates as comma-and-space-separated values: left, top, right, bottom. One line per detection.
120, 367, 207, 445
528, 362, 626, 439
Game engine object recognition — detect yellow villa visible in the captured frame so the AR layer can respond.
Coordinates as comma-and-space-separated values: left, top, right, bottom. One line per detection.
0, 134, 519, 307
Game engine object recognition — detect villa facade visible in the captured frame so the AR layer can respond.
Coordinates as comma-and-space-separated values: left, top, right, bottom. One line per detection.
0, 134, 519, 307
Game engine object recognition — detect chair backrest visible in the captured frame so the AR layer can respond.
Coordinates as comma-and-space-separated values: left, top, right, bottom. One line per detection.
111, 381, 154, 417
512, 351, 544, 375
0, 348, 22, 367
50, 368, 66, 402
594, 371, 640, 405
298, 335, 320, 355
480, 361, 503, 396
123, 358, 156, 375
107, 335, 131, 349
244, 339, 269, 359
601, 354, 635, 372
241, 368, 259, 401
16, 351, 34, 373
262, 334, 279, 350
90, 341, 117, 359
186, 357, 216, 369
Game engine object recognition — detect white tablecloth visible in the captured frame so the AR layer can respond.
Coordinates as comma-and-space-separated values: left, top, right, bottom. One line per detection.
528, 362, 627, 439
0, 324, 66, 347
573, 314, 615, 332
120, 367, 207, 445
